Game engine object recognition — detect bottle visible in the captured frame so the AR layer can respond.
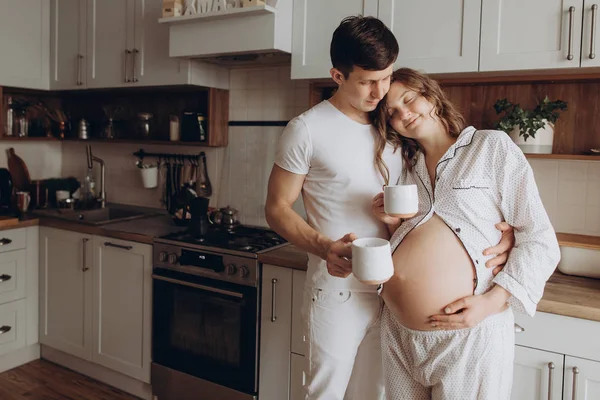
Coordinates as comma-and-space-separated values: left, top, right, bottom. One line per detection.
4, 97, 13, 137
198, 114, 206, 141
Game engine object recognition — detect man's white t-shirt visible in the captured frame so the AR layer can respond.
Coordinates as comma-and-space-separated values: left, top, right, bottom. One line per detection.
275, 100, 403, 291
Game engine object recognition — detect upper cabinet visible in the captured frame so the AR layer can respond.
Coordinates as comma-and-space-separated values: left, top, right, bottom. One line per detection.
291, 0, 378, 79
0, 0, 50, 90
480, 0, 583, 71
379, 0, 481, 74
50, 0, 229, 90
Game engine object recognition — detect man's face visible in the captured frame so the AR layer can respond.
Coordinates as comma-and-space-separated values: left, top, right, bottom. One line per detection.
332, 65, 394, 113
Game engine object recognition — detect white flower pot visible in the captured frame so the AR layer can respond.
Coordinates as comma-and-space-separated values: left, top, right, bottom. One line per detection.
140, 166, 158, 189
509, 121, 555, 154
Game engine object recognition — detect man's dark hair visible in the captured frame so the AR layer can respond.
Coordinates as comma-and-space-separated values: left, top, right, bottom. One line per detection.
330, 16, 399, 78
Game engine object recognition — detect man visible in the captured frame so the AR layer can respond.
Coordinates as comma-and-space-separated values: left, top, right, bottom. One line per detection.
265, 16, 514, 400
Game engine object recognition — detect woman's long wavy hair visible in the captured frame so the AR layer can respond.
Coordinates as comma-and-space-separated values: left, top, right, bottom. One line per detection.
370, 68, 466, 184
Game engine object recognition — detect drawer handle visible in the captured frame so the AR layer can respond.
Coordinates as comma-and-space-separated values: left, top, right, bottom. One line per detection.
0, 326, 11, 335
271, 278, 277, 322
548, 362, 555, 400
0, 238, 12, 246
572, 366, 579, 399
514, 323, 525, 333
0, 274, 11, 283
104, 242, 133, 251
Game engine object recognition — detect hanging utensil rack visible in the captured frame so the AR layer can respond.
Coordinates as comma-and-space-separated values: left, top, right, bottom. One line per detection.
133, 148, 204, 161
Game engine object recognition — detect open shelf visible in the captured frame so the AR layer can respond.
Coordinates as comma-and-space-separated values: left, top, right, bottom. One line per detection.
158, 4, 275, 23
0, 137, 211, 146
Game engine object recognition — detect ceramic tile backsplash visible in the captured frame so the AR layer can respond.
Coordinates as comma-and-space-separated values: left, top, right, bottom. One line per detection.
0, 143, 62, 179
529, 159, 600, 235
60, 142, 224, 210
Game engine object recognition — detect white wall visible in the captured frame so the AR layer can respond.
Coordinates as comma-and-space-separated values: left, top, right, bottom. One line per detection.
0, 142, 62, 180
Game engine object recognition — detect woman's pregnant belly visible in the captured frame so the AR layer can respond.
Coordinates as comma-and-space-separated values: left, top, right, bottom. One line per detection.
381, 214, 476, 330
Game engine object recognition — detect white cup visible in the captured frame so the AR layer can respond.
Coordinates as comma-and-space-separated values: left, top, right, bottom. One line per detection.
351, 237, 394, 285
384, 184, 418, 218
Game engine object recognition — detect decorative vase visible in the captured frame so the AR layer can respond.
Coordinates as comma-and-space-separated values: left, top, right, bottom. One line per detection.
509, 120, 554, 154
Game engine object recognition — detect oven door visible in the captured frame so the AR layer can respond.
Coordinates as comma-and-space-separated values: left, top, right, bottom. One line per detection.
152, 268, 259, 395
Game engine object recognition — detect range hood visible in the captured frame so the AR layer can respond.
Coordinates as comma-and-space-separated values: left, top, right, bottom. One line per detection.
159, 0, 292, 61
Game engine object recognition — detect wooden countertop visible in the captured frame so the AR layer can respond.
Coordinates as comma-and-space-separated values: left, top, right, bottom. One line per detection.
259, 244, 308, 270
556, 232, 600, 250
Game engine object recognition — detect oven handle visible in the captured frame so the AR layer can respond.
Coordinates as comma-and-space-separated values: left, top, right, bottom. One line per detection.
152, 274, 244, 299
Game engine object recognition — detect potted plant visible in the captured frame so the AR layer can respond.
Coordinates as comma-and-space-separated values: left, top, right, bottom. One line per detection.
493, 96, 568, 154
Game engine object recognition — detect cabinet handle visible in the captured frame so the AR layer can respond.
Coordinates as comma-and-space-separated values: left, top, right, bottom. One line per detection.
0, 274, 11, 283
568, 6, 576, 60
0, 238, 12, 246
514, 323, 525, 333
591, 4, 598, 59
271, 278, 277, 322
82, 238, 89, 272
0, 326, 11, 335
124, 49, 132, 83
104, 242, 133, 251
76, 54, 83, 85
132, 49, 139, 83
547, 362, 555, 400
572, 367, 579, 399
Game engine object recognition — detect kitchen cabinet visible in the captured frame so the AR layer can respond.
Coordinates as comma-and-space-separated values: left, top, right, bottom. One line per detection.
378, 0, 481, 73
0, 226, 40, 373
290, 352, 306, 400
39, 227, 92, 360
291, 0, 379, 79
259, 264, 293, 400
39, 227, 152, 383
512, 346, 565, 400
50, 0, 229, 90
91, 236, 152, 383
563, 357, 600, 400
0, 0, 50, 90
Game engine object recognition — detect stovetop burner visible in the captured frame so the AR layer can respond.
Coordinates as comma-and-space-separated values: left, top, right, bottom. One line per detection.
156, 225, 287, 254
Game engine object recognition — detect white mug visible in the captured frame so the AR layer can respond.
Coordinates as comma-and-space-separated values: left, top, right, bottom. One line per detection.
351, 237, 394, 285
384, 184, 418, 218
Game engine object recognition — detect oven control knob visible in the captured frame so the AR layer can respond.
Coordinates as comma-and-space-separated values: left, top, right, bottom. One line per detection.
226, 264, 237, 275
239, 266, 249, 278
158, 252, 168, 262
168, 253, 178, 264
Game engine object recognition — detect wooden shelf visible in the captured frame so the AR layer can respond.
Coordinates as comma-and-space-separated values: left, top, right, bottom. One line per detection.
0, 137, 212, 146
525, 154, 600, 161
158, 4, 275, 23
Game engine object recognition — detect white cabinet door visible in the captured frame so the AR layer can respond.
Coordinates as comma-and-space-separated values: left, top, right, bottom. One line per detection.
86, 0, 134, 88
39, 227, 92, 360
132, 0, 188, 86
563, 356, 600, 400
0, 0, 50, 89
50, 0, 87, 90
481, 0, 584, 71
511, 346, 564, 400
291, 270, 306, 356
259, 264, 293, 400
290, 353, 306, 400
291, 0, 379, 79
0, 250, 26, 305
91, 237, 152, 383
581, 0, 600, 67
378, 0, 481, 73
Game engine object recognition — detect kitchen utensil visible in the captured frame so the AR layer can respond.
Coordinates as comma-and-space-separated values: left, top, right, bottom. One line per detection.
78, 119, 89, 139
352, 238, 394, 285
6, 148, 31, 191
196, 153, 212, 197
208, 206, 239, 229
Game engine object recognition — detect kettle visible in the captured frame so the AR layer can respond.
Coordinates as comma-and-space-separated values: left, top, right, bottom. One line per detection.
208, 206, 239, 228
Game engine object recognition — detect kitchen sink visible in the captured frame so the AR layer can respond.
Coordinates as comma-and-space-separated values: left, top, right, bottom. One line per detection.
34, 206, 156, 225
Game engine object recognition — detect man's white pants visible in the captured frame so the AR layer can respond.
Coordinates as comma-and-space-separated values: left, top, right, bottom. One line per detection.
301, 287, 385, 400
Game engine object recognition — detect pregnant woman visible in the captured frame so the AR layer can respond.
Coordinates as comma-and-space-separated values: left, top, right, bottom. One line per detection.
371, 68, 561, 399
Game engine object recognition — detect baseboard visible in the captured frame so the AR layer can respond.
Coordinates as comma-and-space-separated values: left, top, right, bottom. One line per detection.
0, 344, 40, 373
41, 345, 152, 400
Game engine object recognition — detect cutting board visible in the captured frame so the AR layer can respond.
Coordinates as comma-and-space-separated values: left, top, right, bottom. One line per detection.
6, 148, 31, 191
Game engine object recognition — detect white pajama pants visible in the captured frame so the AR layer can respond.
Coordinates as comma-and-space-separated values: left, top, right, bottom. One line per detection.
301, 287, 385, 400
381, 305, 515, 400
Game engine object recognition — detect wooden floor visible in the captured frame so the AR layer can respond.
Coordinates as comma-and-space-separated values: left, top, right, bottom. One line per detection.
0, 359, 139, 399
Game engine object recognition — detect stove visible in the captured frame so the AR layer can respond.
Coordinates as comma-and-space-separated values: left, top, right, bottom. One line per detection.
155, 225, 287, 257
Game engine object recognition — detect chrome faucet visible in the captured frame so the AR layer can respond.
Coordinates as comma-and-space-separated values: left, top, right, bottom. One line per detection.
86, 145, 106, 208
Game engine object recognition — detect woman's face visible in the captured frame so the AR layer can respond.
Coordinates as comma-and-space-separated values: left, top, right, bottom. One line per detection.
385, 81, 437, 140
